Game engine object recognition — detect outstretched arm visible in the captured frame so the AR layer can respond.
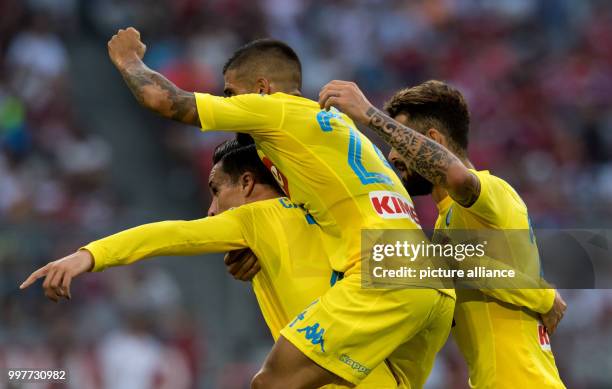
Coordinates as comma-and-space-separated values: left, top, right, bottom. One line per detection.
20, 215, 248, 302
108, 27, 200, 126
319, 80, 479, 207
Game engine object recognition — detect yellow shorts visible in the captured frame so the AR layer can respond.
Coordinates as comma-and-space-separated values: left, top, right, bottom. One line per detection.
279, 274, 455, 388
322, 362, 401, 389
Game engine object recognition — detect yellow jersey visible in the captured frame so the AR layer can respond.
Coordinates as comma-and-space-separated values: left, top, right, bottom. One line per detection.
85, 198, 333, 339
195, 92, 422, 274
84, 197, 399, 388
434, 170, 564, 388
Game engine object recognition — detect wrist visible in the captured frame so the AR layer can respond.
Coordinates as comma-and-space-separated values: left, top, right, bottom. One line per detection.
76, 249, 95, 273
117, 56, 143, 73
541, 288, 557, 314
362, 105, 378, 126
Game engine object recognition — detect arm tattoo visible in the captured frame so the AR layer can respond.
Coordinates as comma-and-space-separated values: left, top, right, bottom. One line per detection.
366, 107, 480, 207
120, 63, 200, 126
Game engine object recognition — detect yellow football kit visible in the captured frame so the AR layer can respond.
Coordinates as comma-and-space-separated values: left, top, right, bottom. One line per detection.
195, 92, 422, 273
194, 92, 455, 386
84, 197, 399, 388
435, 170, 565, 389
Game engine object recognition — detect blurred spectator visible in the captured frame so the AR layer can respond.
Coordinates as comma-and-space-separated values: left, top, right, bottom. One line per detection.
97, 311, 192, 389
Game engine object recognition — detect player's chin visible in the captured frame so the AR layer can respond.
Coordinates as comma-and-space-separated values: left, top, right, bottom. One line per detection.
403, 173, 434, 197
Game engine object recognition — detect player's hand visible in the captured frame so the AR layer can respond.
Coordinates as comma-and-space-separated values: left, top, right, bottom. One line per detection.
224, 249, 261, 281
318, 80, 374, 125
19, 250, 94, 302
541, 290, 567, 335
108, 27, 147, 69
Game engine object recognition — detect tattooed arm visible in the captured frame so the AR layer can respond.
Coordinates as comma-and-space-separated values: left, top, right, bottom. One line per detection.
364, 106, 480, 206
319, 80, 480, 207
108, 27, 199, 126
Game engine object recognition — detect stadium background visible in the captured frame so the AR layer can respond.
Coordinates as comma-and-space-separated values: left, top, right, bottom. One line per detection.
1, 0, 611, 388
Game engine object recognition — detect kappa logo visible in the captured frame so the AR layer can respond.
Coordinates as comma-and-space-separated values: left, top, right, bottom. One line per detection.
538, 324, 551, 351
288, 301, 325, 352
297, 323, 326, 353
369, 191, 420, 224
339, 354, 371, 375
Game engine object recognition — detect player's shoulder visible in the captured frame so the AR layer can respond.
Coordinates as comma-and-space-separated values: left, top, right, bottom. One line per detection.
270, 92, 320, 108
473, 170, 527, 210
234, 197, 315, 230
233, 197, 304, 215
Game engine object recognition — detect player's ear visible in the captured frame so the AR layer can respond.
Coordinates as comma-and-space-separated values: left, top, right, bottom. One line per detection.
255, 78, 271, 94
240, 172, 256, 197
427, 128, 448, 148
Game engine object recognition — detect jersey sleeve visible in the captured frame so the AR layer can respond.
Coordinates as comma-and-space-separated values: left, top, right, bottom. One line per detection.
83, 209, 250, 272
462, 170, 512, 224
195, 93, 284, 133
456, 252, 556, 314
481, 287, 556, 314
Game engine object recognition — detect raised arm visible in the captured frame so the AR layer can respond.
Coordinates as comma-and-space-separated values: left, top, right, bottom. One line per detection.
107, 27, 200, 126
319, 80, 479, 207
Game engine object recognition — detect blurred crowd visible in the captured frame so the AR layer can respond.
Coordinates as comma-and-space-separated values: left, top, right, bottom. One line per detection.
1, 0, 612, 388
0, 0, 116, 229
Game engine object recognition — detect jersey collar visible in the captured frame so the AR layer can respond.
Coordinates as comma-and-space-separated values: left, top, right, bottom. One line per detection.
436, 195, 454, 214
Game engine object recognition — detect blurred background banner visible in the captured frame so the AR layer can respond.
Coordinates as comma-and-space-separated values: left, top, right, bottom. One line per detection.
1, 0, 611, 388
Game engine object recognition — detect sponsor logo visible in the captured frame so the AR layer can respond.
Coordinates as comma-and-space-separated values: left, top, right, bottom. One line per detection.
369, 191, 420, 224
339, 354, 371, 375
538, 324, 551, 351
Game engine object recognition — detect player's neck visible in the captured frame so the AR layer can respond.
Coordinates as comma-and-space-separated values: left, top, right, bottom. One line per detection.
283, 89, 302, 96
244, 186, 282, 204
273, 86, 302, 96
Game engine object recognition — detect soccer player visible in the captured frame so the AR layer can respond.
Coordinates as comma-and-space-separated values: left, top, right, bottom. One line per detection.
106, 27, 455, 388
19, 140, 400, 388
319, 80, 567, 388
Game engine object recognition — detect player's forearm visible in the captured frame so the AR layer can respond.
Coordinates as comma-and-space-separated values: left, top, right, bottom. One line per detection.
364, 107, 480, 207
117, 60, 200, 126
84, 220, 244, 271
452, 252, 555, 313
480, 286, 556, 314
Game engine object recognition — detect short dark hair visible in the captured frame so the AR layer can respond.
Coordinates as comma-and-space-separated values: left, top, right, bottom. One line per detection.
213, 139, 282, 193
223, 38, 302, 91
384, 80, 470, 155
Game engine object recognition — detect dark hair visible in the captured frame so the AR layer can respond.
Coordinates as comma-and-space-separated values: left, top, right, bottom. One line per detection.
213, 139, 282, 193
223, 38, 302, 91
384, 80, 470, 154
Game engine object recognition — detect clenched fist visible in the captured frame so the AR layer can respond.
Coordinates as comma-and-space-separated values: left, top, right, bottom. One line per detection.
224, 249, 261, 281
108, 27, 147, 69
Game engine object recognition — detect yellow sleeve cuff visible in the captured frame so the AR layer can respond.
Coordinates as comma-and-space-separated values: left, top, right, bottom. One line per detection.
194, 92, 216, 130
535, 288, 556, 314
465, 169, 489, 210
80, 243, 108, 272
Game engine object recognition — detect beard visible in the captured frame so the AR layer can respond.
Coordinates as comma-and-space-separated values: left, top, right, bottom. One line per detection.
402, 171, 434, 197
